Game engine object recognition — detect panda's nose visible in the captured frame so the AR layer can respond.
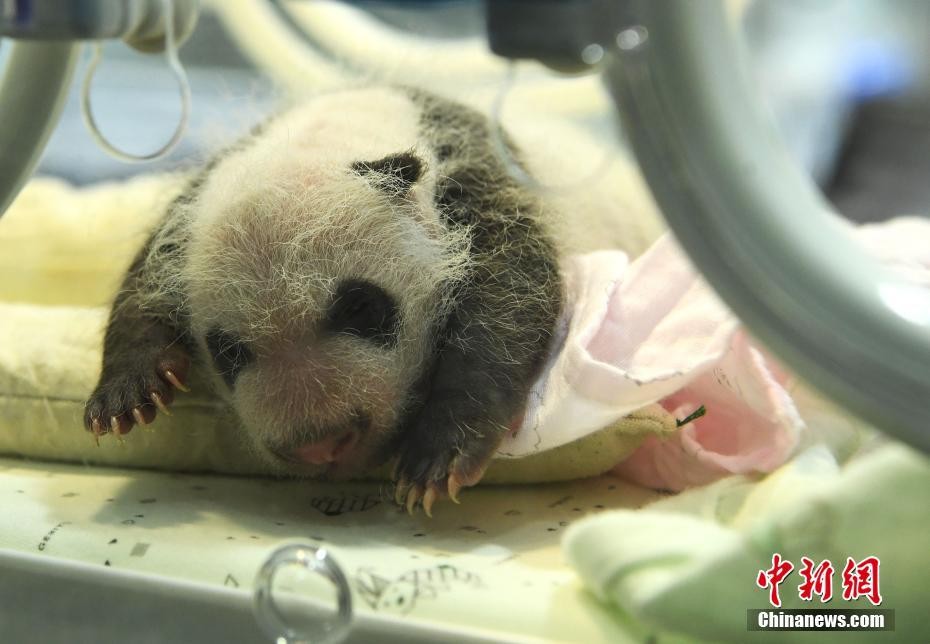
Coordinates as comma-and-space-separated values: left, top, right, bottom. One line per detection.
291, 429, 359, 465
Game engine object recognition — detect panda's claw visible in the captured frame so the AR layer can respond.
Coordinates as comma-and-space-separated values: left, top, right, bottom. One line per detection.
405, 484, 423, 515
394, 478, 410, 506
392, 425, 499, 513
447, 474, 464, 504
450, 452, 491, 490
422, 484, 442, 517
84, 341, 190, 440
131, 407, 146, 426
111, 416, 127, 442
163, 369, 190, 392
90, 417, 104, 445
150, 392, 172, 416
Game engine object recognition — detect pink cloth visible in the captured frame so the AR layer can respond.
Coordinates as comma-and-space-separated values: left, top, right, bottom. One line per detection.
497, 218, 930, 492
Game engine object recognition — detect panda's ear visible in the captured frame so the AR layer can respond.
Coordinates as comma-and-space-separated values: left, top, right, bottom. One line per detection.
352, 151, 423, 195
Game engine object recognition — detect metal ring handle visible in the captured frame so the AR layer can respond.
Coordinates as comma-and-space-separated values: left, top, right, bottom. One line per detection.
253, 544, 353, 644
604, 2, 930, 453
80, 0, 190, 163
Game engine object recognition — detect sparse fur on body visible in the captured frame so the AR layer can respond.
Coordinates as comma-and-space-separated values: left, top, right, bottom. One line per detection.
84, 86, 661, 514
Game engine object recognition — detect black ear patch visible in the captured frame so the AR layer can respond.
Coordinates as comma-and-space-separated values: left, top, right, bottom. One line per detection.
352, 151, 423, 195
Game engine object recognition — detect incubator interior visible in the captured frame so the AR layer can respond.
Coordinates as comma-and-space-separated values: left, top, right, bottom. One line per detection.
0, 2, 927, 642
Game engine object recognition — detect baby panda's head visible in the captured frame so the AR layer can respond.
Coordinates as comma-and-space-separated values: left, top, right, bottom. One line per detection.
181, 92, 469, 479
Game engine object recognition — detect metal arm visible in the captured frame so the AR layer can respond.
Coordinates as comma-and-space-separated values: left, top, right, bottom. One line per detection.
0, 41, 79, 217
603, 1, 930, 453
0, 0, 199, 217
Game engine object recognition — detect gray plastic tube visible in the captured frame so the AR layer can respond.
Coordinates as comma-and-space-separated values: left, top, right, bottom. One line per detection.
603, 1, 930, 453
0, 41, 79, 217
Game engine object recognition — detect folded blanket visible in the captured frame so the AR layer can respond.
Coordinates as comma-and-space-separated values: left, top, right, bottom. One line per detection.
515, 236, 802, 491
563, 443, 930, 642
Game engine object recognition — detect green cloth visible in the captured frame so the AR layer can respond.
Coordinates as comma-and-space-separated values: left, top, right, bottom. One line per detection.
564, 443, 929, 642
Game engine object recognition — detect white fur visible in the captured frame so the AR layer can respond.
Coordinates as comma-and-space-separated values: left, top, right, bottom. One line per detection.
177, 87, 472, 474
149, 86, 663, 476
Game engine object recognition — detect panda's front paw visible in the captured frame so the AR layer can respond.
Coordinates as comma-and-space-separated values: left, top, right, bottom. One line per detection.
392, 410, 501, 517
83, 344, 191, 441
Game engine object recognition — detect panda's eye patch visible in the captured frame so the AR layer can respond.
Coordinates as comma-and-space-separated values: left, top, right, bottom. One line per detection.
326, 280, 399, 348
205, 328, 254, 388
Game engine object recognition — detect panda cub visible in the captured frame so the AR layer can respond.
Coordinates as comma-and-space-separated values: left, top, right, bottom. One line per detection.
84, 86, 656, 515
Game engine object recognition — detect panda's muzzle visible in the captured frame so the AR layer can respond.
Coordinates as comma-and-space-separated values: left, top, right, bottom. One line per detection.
267, 410, 373, 467
289, 429, 360, 466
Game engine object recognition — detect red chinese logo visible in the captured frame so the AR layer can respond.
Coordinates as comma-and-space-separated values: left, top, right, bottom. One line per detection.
757, 555, 882, 607
756, 553, 794, 608
798, 557, 834, 602
841, 556, 883, 606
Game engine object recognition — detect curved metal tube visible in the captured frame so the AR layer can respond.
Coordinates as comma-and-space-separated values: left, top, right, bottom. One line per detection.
604, 1, 930, 453
271, 0, 509, 86
0, 41, 79, 218
204, 0, 347, 91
